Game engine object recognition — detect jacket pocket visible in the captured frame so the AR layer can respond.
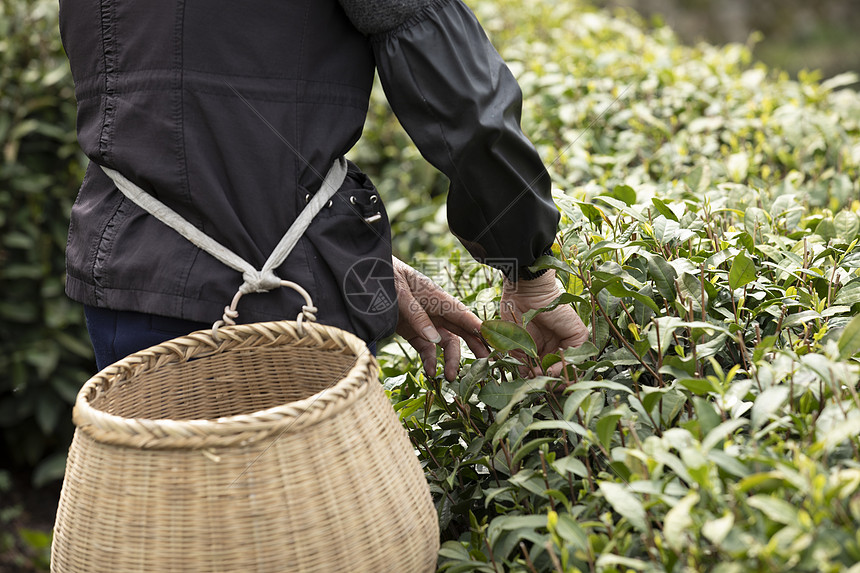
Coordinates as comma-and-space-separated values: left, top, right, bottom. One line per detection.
92, 195, 131, 293
302, 166, 397, 343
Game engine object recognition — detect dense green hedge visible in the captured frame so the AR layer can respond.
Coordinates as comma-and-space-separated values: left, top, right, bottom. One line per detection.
0, 0, 92, 486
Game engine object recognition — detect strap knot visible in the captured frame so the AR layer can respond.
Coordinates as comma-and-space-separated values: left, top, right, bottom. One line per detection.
239, 270, 281, 294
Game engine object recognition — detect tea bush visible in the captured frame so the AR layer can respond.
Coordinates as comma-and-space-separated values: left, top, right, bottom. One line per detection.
372, 1, 860, 571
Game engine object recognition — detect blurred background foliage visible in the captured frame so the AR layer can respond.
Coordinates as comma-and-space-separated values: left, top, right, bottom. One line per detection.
595, 0, 860, 86
0, 0, 91, 489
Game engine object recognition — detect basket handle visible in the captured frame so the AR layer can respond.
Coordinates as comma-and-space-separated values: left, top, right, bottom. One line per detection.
211, 281, 317, 339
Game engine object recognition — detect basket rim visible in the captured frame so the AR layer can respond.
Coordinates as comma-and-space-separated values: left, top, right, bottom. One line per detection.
72, 320, 377, 449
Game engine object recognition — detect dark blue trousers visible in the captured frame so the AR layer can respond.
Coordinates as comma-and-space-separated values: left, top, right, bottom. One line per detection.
84, 306, 209, 371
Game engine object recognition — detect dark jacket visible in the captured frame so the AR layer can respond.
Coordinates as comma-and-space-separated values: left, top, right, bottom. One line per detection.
59, 0, 559, 344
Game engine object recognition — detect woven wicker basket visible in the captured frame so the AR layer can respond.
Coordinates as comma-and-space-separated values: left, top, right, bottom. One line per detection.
51, 321, 439, 572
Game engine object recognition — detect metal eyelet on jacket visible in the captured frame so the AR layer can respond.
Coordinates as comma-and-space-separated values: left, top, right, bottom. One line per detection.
349, 196, 357, 205
370, 195, 378, 204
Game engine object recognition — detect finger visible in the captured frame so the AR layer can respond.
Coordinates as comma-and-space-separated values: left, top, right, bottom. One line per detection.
408, 336, 438, 379
438, 328, 461, 381
462, 331, 491, 359
415, 287, 483, 337
398, 287, 442, 343
423, 317, 490, 359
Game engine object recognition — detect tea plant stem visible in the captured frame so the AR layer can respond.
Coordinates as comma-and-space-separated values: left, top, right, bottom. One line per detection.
774, 305, 787, 342
544, 391, 563, 421
617, 298, 638, 331
702, 205, 721, 254
440, 264, 461, 299
582, 445, 597, 493
843, 375, 860, 411
736, 330, 751, 376
543, 540, 563, 573
539, 450, 556, 512
586, 275, 599, 349
827, 255, 839, 307
484, 538, 501, 572
653, 320, 665, 384
432, 378, 458, 419
643, 509, 661, 565
558, 351, 573, 386
487, 452, 502, 488
561, 439, 577, 502
788, 367, 795, 412
453, 396, 484, 437
412, 426, 443, 470
500, 439, 514, 473
810, 377, 825, 441
586, 544, 597, 573
595, 299, 662, 385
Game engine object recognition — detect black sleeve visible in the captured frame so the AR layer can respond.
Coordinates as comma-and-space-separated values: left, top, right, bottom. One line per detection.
342, 0, 559, 278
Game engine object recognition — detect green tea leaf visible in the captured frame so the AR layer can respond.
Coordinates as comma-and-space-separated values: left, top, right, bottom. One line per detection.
744, 207, 770, 239
834, 211, 860, 242
598, 481, 648, 532
552, 455, 588, 478
748, 495, 798, 525
835, 280, 860, 306
560, 341, 599, 365
478, 379, 531, 410
677, 377, 716, 395
596, 411, 623, 451
815, 218, 837, 242
582, 240, 624, 263
612, 184, 637, 206
728, 250, 756, 291
664, 492, 700, 552
552, 512, 589, 551
837, 314, 860, 360
651, 197, 679, 222
524, 419, 588, 438
605, 281, 661, 313
576, 201, 605, 230
595, 195, 647, 222
653, 215, 680, 245
751, 386, 789, 429
702, 419, 749, 451
458, 358, 489, 402
481, 320, 538, 358
647, 255, 677, 302
702, 513, 735, 546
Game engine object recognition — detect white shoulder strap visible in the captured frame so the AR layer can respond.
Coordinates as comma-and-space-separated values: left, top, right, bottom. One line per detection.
99, 157, 348, 333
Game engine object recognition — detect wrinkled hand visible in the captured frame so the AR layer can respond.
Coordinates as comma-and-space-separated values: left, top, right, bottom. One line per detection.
394, 257, 490, 380
500, 270, 589, 377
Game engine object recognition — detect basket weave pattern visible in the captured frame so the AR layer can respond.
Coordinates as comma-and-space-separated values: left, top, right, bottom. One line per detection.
52, 321, 439, 572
